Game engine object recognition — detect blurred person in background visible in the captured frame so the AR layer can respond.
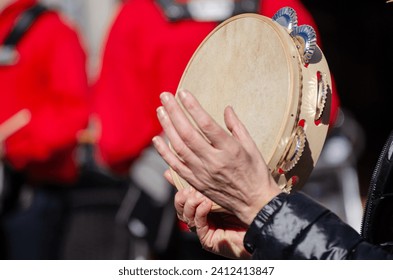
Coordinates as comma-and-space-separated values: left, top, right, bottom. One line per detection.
92, 0, 339, 259
0, 0, 89, 259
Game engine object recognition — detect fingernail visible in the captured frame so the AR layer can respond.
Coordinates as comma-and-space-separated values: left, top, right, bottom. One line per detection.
160, 92, 170, 104
178, 89, 188, 100
152, 136, 159, 146
157, 106, 167, 119
226, 105, 238, 117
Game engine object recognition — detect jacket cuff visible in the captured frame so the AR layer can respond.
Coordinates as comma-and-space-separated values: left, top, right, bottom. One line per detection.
243, 192, 288, 253
244, 192, 331, 259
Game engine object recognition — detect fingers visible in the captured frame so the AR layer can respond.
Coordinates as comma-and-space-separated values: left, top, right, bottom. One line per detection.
159, 92, 213, 158
176, 90, 232, 149
182, 189, 206, 228
194, 198, 212, 234
163, 169, 174, 186
152, 135, 200, 187
174, 188, 186, 221
224, 106, 262, 157
174, 188, 210, 229
156, 106, 202, 166
224, 106, 254, 147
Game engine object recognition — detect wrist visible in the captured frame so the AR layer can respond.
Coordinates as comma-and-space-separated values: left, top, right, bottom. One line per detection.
241, 184, 282, 225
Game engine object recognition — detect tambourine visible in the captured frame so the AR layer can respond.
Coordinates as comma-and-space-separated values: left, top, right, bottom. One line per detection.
170, 7, 332, 211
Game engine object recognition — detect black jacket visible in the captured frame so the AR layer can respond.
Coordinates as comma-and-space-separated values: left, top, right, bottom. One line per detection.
243, 130, 393, 260
243, 192, 393, 259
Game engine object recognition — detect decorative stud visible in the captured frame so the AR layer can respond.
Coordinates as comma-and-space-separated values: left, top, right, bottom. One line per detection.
278, 126, 306, 173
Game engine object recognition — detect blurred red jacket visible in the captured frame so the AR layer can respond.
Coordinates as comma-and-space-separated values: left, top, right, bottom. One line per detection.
93, 0, 339, 174
0, 0, 89, 184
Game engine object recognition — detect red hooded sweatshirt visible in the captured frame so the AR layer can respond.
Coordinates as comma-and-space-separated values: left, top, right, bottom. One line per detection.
0, 0, 89, 184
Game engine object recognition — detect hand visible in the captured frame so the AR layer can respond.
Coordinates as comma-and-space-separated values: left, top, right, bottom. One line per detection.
153, 90, 281, 225
175, 187, 251, 259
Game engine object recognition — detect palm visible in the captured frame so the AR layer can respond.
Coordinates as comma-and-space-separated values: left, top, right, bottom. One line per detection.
198, 213, 250, 259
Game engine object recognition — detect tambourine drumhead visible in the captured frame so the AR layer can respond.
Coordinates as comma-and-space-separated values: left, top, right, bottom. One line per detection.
171, 13, 332, 211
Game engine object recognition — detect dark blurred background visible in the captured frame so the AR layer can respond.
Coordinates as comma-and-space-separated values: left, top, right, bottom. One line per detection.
302, 0, 393, 197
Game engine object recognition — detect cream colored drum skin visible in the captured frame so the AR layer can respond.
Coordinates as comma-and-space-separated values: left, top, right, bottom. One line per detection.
170, 11, 332, 211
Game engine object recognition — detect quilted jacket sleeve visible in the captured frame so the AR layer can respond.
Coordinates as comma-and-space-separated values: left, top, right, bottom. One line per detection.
243, 192, 393, 259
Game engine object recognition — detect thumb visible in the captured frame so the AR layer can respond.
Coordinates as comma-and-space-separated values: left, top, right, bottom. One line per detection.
195, 198, 212, 239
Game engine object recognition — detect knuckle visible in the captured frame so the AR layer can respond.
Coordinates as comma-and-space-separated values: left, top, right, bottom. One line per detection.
207, 158, 226, 176
180, 129, 195, 144
174, 191, 184, 204
176, 212, 184, 221
173, 142, 189, 159
198, 116, 215, 134
170, 161, 181, 174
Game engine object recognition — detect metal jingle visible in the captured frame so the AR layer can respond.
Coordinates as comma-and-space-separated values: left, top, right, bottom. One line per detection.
315, 71, 328, 121
290, 25, 317, 64
280, 176, 299, 194
272, 7, 298, 31
278, 126, 306, 173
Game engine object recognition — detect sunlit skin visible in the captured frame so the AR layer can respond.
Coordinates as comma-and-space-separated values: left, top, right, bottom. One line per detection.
153, 89, 281, 258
